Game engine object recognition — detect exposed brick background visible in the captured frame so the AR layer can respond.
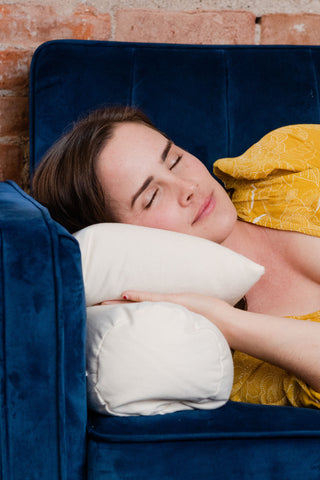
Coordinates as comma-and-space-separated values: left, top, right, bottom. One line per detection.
116, 10, 256, 44
0, 97, 28, 136
0, 4, 111, 47
0, 2, 111, 189
0, 49, 32, 91
0, 1, 320, 189
0, 144, 25, 184
260, 13, 320, 44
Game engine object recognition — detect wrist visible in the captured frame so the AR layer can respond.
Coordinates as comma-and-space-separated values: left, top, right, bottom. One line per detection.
204, 300, 243, 348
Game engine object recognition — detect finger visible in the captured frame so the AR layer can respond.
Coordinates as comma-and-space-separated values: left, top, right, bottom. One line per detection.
122, 290, 173, 303
98, 299, 132, 305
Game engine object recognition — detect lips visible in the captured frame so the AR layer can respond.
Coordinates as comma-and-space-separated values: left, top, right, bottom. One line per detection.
192, 193, 215, 225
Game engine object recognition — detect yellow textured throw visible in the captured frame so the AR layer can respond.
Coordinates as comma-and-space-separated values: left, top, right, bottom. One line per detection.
214, 124, 320, 408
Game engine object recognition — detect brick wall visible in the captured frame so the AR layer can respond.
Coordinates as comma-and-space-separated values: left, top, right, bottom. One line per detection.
1, 1, 320, 189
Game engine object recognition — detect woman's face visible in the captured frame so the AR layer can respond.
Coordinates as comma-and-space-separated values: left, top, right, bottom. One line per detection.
96, 122, 237, 243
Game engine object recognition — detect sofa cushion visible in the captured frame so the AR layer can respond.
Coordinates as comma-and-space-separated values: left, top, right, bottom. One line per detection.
87, 402, 320, 480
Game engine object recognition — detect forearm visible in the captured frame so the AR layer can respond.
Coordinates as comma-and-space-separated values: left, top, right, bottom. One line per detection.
220, 308, 320, 392
120, 290, 320, 392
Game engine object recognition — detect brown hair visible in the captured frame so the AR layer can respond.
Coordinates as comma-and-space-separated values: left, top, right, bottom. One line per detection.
32, 105, 159, 233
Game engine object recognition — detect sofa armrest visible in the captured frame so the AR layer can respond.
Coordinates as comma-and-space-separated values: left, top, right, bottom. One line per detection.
0, 181, 87, 480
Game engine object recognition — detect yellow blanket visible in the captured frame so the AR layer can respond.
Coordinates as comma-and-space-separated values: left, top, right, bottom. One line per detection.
214, 124, 320, 408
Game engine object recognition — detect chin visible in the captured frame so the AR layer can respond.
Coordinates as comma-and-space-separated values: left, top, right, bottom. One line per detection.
207, 210, 238, 243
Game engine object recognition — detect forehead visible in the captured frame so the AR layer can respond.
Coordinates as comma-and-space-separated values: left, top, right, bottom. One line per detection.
105, 122, 167, 162
96, 122, 168, 199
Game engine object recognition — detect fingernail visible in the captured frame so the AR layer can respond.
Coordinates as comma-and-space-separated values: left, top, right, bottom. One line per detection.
123, 295, 128, 300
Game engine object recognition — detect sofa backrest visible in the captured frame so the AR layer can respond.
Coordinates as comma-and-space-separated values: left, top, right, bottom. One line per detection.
29, 41, 320, 177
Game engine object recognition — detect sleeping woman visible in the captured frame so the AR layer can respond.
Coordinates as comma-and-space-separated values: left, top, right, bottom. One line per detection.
32, 106, 320, 408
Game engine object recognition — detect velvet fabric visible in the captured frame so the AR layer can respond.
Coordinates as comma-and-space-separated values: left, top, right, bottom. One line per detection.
30, 41, 320, 176
0, 181, 87, 479
87, 403, 320, 480
4, 40, 317, 478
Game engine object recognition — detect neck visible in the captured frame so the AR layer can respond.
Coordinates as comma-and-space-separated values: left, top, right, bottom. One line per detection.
221, 219, 272, 266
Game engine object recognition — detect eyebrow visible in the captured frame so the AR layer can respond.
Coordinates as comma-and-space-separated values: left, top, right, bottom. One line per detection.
131, 176, 154, 208
161, 139, 173, 162
131, 139, 173, 208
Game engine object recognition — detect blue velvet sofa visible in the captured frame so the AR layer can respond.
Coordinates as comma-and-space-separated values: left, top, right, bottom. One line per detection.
2, 40, 320, 479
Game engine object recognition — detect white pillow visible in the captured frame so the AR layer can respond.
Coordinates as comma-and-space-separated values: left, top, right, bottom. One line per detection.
86, 302, 234, 416
74, 223, 264, 306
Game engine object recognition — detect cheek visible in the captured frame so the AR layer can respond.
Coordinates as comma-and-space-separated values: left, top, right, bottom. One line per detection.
139, 206, 185, 232
186, 155, 212, 177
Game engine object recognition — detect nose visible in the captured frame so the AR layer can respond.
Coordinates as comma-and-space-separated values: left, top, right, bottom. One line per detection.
176, 178, 198, 206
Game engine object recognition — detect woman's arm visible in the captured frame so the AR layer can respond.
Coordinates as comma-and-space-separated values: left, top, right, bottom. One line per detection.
118, 291, 320, 392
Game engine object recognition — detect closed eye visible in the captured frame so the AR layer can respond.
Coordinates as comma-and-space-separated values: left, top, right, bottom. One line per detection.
145, 189, 158, 209
169, 155, 182, 170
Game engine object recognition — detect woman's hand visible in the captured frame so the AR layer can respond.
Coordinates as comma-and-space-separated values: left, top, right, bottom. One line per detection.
97, 298, 130, 305
99, 290, 320, 391
101, 290, 237, 344
123, 290, 233, 317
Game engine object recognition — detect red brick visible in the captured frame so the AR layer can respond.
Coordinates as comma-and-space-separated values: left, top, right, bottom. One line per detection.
71, 5, 111, 40
0, 97, 28, 136
261, 13, 320, 45
0, 4, 111, 47
0, 143, 24, 183
116, 10, 256, 44
0, 49, 32, 91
